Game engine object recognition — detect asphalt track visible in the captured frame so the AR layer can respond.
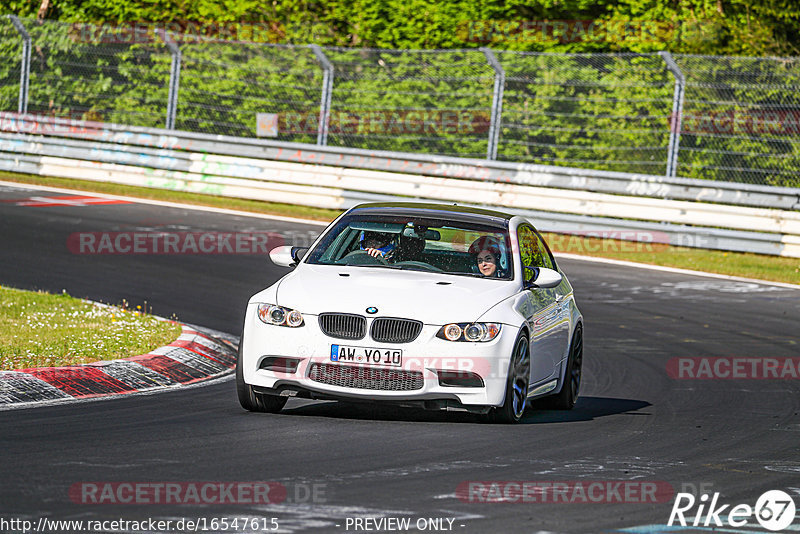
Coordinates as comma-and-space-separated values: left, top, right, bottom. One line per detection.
1, 182, 799, 534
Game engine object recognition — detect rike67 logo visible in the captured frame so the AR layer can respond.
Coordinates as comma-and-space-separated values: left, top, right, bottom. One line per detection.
669, 490, 797, 531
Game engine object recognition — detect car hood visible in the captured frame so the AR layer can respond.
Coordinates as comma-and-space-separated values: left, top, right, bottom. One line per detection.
270, 264, 518, 324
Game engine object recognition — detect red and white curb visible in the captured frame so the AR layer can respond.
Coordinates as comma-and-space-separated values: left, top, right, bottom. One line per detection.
0, 324, 237, 407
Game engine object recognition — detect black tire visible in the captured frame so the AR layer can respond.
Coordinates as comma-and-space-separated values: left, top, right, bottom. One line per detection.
236, 340, 288, 413
488, 333, 530, 424
542, 324, 583, 410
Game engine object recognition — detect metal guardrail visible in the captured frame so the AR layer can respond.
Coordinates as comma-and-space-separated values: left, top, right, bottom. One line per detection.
1, 113, 798, 209
3, 132, 798, 235
0, 113, 798, 258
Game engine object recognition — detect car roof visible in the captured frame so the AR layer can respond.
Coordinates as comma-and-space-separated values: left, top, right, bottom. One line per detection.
348, 202, 515, 225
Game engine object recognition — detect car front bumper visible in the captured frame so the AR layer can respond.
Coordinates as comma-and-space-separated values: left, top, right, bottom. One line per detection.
240, 304, 521, 408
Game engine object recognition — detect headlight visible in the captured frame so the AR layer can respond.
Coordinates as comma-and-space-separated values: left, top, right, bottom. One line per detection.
436, 322, 501, 342
257, 303, 305, 327
286, 309, 304, 327
443, 324, 462, 341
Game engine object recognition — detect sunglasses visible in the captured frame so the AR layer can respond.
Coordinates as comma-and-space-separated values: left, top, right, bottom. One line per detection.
477, 255, 496, 264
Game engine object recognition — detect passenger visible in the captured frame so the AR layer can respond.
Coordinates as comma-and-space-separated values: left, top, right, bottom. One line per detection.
359, 231, 396, 259
468, 236, 503, 277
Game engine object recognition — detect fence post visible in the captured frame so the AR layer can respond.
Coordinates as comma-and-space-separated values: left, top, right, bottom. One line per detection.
161, 29, 181, 130
481, 48, 505, 161
659, 51, 685, 178
310, 44, 334, 146
8, 15, 31, 115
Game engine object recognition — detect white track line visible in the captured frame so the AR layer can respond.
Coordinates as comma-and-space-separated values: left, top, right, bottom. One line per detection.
2, 179, 796, 289
0, 179, 329, 227
555, 252, 800, 290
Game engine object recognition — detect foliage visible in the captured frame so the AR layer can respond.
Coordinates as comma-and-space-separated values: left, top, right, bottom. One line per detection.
0, 17, 21, 112
496, 52, 674, 174
3, 0, 795, 56
0, 2, 797, 186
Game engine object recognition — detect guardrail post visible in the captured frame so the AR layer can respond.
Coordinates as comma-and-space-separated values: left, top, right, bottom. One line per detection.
481, 48, 505, 161
8, 15, 32, 114
659, 51, 685, 178
162, 29, 181, 130
310, 44, 334, 146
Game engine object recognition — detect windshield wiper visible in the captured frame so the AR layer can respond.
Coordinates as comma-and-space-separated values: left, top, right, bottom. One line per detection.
333, 263, 495, 278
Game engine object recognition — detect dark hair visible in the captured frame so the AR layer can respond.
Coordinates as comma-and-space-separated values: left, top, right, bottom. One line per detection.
468, 236, 502, 259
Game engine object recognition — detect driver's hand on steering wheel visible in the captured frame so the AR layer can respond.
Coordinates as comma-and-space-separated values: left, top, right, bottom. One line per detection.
364, 248, 384, 258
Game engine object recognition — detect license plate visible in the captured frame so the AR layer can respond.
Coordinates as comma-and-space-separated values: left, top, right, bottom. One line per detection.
330, 344, 402, 367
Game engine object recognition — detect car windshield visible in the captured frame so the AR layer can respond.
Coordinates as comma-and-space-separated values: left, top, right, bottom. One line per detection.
305, 213, 513, 280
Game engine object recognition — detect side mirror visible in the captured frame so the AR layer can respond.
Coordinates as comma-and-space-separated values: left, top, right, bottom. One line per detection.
523, 266, 562, 289
269, 246, 308, 268
292, 246, 309, 263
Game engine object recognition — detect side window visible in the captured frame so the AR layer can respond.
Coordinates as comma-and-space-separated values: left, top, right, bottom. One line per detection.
534, 231, 556, 270
518, 225, 554, 283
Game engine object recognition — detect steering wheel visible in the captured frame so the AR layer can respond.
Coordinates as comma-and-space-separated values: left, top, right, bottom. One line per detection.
339, 249, 389, 266
393, 260, 443, 272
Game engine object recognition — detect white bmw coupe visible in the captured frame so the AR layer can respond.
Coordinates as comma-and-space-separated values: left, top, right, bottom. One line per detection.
237, 203, 583, 423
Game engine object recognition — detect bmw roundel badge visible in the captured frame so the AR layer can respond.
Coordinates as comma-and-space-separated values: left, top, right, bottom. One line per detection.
366, 307, 378, 314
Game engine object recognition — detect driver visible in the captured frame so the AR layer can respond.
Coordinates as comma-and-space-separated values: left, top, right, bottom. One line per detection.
359, 231, 396, 259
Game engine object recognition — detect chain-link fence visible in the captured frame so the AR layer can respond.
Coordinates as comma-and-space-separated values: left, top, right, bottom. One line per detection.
0, 16, 23, 113
1, 16, 798, 187
675, 54, 800, 188
14, 20, 172, 127
323, 47, 495, 158
177, 41, 323, 142
496, 51, 675, 176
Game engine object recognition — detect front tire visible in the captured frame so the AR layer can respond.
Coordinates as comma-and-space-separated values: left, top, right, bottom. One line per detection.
236, 340, 287, 413
543, 323, 582, 410
488, 333, 530, 424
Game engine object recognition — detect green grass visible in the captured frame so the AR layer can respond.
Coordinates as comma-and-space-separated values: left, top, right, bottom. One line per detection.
1, 171, 798, 285
0, 286, 182, 370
